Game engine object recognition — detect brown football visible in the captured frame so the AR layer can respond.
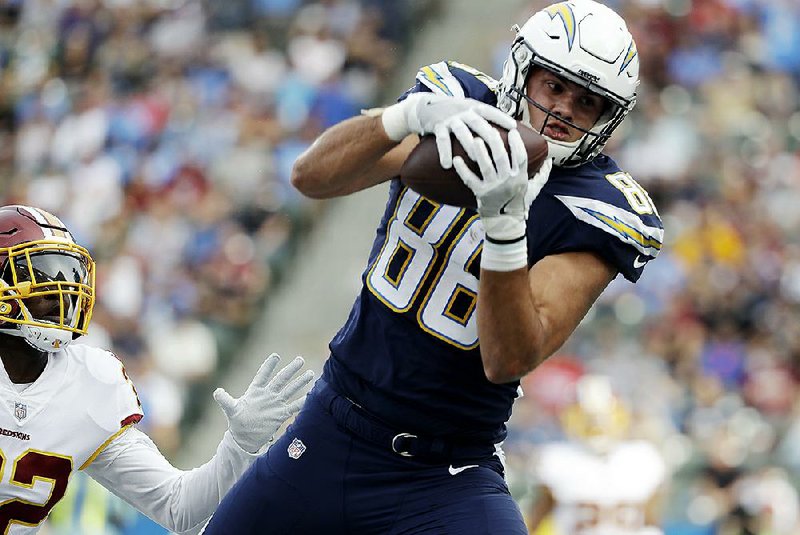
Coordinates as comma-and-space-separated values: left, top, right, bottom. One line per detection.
399, 121, 549, 208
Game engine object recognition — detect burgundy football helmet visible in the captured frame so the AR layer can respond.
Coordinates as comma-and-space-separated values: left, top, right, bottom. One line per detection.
0, 205, 95, 352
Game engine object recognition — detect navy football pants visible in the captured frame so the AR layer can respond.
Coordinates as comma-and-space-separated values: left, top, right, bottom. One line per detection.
203, 381, 527, 534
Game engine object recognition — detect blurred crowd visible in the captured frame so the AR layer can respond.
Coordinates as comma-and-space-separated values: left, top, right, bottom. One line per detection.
0, 0, 428, 456
502, 1, 800, 534
2, 0, 800, 533
0, 0, 434, 532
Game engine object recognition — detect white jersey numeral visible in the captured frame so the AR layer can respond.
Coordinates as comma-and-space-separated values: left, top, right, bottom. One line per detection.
367, 189, 481, 349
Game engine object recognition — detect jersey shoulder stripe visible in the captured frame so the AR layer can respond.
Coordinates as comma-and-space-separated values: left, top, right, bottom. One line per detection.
544, 156, 664, 260
416, 61, 465, 97
414, 61, 498, 103
445, 61, 499, 94
555, 194, 663, 257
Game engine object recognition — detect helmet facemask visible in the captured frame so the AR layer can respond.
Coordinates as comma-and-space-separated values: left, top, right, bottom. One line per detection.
0, 240, 95, 352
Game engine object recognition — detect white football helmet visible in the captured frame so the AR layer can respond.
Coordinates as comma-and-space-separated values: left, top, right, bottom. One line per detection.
561, 374, 631, 453
497, 0, 639, 167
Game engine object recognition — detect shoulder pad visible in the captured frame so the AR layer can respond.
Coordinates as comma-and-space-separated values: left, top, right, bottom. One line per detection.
78, 345, 128, 384
535, 442, 583, 482
446, 61, 499, 94
68, 344, 144, 432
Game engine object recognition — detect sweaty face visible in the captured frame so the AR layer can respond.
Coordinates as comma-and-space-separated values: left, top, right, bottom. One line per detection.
525, 68, 607, 143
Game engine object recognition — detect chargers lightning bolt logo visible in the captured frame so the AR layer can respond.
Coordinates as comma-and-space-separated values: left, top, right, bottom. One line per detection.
419, 66, 453, 96
544, 2, 577, 50
619, 41, 637, 74
583, 208, 662, 253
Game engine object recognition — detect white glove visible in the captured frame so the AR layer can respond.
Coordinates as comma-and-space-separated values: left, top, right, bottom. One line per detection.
453, 130, 553, 271
213, 353, 314, 453
381, 92, 517, 171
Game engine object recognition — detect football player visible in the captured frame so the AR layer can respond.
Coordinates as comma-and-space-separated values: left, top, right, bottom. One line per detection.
205, 1, 663, 533
0, 205, 314, 534
527, 375, 667, 535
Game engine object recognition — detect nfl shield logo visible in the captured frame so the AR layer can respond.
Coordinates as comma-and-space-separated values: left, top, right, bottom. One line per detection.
287, 438, 306, 459
14, 402, 27, 422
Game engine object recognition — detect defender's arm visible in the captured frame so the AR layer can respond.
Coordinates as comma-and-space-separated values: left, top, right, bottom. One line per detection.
86, 354, 312, 533
86, 427, 254, 534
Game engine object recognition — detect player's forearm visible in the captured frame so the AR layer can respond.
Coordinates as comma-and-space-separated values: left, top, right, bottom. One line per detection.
156, 431, 257, 532
88, 428, 256, 533
477, 268, 547, 383
291, 114, 404, 198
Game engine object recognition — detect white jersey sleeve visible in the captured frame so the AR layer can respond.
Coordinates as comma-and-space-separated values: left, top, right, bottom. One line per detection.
85, 426, 257, 534
533, 441, 666, 535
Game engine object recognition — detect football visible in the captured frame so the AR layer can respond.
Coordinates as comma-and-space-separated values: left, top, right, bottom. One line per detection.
399, 121, 549, 208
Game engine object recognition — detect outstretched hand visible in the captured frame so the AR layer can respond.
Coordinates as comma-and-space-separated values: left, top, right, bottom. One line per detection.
214, 354, 314, 453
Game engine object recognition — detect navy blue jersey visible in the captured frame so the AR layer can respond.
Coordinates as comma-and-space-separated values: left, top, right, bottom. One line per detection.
323, 61, 664, 440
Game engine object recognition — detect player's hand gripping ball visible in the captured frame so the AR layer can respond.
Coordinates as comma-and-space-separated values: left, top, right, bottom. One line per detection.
400, 121, 549, 208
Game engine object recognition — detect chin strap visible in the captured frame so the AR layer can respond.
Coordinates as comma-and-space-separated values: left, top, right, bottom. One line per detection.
21, 325, 72, 352
0, 323, 73, 352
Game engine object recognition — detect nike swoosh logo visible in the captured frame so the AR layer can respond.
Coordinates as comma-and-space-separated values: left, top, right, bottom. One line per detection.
448, 464, 479, 475
633, 255, 647, 269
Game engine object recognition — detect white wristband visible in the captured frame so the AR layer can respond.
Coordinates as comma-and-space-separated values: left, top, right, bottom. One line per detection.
481, 238, 528, 272
380, 101, 411, 141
